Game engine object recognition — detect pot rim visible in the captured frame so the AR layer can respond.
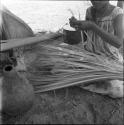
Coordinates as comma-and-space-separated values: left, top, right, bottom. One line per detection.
63, 25, 76, 31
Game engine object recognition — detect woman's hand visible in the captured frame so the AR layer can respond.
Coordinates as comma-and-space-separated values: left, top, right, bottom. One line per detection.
69, 16, 79, 29
69, 16, 95, 30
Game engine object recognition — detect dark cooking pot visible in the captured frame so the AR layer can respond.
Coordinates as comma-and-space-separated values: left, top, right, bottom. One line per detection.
63, 25, 82, 45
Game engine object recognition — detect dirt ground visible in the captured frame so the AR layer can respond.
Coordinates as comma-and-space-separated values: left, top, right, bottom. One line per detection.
3, 86, 123, 124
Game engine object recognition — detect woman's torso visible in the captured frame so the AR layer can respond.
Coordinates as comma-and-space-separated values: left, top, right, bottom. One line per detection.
85, 5, 123, 62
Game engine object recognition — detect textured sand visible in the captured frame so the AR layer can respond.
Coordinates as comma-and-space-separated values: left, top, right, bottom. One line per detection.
3, 87, 123, 124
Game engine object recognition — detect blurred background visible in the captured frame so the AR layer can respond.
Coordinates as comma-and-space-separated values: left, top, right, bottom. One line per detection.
1, 0, 117, 33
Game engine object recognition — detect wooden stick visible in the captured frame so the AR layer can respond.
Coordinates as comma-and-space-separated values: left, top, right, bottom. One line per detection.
81, 31, 84, 43
1, 33, 62, 51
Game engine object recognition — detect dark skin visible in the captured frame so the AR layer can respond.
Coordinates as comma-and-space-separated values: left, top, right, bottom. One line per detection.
117, 1, 124, 9
69, 1, 123, 49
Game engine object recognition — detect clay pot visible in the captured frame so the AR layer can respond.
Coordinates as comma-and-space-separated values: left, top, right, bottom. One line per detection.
63, 25, 82, 45
2, 65, 34, 116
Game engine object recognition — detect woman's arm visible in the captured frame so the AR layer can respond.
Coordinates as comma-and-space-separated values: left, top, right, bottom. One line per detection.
69, 13, 123, 49
91, 14, 123, 48
92, 26, 121, 48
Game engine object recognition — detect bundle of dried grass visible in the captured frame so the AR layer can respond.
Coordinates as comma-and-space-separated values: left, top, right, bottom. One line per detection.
25, 39, 123, 94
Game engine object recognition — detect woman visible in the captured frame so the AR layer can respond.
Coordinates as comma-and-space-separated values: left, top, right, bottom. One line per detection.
69, 0, 123, 98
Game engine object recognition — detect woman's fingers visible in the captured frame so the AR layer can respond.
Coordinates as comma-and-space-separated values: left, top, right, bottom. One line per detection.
69, 17, 94, 30
69, 17, 79, 28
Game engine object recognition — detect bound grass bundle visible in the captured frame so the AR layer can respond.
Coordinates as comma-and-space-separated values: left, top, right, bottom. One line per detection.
25, 40, 123, 93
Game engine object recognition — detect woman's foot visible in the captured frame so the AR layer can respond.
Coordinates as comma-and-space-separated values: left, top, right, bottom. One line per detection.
79, 80, 123, 98
108, 80, 123, 98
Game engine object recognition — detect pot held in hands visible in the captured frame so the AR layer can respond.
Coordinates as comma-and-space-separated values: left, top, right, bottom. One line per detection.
63, 25, 82, 45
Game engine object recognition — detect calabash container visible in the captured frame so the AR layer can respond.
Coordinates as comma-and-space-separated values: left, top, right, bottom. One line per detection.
2, 65, 34, 116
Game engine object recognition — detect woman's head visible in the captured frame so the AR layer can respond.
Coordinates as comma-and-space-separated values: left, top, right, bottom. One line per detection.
90, 0, 109, 10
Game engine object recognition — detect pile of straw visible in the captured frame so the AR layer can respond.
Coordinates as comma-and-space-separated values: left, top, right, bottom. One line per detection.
25, 40, 123, 93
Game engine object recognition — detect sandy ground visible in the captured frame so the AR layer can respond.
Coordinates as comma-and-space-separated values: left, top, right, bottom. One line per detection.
3, 86, 123, 124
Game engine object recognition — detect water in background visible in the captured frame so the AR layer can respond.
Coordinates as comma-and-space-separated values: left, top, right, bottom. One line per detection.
2, 0, 117, 33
